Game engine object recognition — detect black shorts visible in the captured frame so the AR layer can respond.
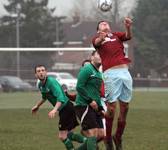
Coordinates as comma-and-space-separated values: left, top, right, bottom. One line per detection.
75, 105, 104, 131
59, 101, 79, 131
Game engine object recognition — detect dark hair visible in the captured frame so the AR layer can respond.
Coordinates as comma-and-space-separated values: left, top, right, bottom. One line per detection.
97, 20, 106, 31
96, 20, 111, 31
34, 65, 46, 73
81, 59, 91, 67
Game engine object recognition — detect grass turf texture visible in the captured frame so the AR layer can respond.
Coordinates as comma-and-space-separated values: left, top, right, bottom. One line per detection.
0, 91, 168, 150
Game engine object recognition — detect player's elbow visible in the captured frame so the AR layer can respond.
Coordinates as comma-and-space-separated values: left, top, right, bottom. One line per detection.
127, 36, 132, 40
125, 33, 132, 40
125, 31, 132, 40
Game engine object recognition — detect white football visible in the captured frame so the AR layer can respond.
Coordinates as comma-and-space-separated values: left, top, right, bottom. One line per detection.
98, 0, 112, 12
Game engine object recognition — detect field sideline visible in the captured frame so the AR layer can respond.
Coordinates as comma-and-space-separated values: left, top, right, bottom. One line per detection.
0, 91, 168, 150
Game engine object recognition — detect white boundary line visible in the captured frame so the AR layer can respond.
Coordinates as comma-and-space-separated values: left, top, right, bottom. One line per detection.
0, 47, 95, 51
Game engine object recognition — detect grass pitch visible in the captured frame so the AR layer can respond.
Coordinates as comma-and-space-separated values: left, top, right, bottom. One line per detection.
0, 91, 168, 150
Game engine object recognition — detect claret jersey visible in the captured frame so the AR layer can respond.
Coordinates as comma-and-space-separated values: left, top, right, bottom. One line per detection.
92, 32, 131, 71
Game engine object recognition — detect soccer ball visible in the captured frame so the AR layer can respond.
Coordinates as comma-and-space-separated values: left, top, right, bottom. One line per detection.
98, 0, 112, 12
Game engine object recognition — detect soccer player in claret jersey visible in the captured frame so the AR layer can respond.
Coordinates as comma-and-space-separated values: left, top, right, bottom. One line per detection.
32, 65, 87, 150
92, 18, 133, 150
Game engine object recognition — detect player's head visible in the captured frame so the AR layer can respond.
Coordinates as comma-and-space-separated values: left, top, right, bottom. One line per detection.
91, 51, 102, 68
34, 65, 47, 81
81, 59, 91, 67
97, 21, 111, 33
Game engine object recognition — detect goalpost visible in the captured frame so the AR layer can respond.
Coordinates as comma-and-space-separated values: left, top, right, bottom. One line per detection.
1, 47, 168, 89
0, 47, 95, 81
0, 47, 95, 51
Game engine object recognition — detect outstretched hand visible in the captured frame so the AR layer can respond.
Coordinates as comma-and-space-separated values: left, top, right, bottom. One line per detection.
124, 17, 133, 28
90, 100, 98, 111
48, 109, 57, 119
31, 105, 39, 115
99, 31, 107, 41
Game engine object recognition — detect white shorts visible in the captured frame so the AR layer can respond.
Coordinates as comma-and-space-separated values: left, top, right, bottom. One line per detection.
103, 68, 133, 103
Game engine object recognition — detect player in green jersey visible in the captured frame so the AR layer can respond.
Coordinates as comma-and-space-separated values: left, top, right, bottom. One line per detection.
75, 51, 105, 150
32, 65, 87, 150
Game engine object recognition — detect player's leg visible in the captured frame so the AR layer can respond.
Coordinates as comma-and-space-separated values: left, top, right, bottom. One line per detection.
96, 116, 105, 150
66, 102, 87, 144
59, 130, 87, 150
113, 68, 133, 150
59, 101, 86, 149
79, 122, 98, 150
58, 130, 74, 150
67, 131, 87, 143
85, 128, 98, 150
101, 98, 107, 138
104, 68, 123, 150
97, 128, 104, 143
116, 101, 129, 140
67, 129, 87, 150
113, 101, 129, 150
104, 102, 116, 150
77, 129, 97, 150
76, 106, 100, 150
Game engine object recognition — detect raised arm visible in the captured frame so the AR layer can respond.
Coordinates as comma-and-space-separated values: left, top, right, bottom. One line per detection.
124, 17, 133, 39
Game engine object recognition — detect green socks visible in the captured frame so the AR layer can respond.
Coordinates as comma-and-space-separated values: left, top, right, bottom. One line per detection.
66, 132, 96, 150
76, 136, 97, 150
76, 142, 87, 150
68, 132, 87, 143
62, 138, 74, 150
87, 136, 97, 150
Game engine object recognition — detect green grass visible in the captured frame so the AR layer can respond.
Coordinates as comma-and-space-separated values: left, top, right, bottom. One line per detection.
0, 91, 168, 150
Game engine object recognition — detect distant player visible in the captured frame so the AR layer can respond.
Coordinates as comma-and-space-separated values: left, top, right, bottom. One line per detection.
32, 65, 87, 150
81, 59, 91, 67
92, 18, 133, 150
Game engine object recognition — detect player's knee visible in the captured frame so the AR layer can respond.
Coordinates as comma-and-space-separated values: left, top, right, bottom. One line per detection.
107, 102, 116, 112
120, 101, 129, 108
106, 111, 114, 118
97, 129, 105, 140
106, 103, 116, 117
120, 102, 129, 114
87, 128, 98, 137
81, 130, 89, 137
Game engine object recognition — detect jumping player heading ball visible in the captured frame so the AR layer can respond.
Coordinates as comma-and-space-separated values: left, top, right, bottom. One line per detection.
92, 17, 133, 150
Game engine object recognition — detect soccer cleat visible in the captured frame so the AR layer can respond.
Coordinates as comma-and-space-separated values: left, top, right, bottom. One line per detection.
112, 135, 123, 150
105, 140, 114, 150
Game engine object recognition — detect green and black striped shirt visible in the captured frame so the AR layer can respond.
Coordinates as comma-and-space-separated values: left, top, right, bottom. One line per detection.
76, 64, 103, 107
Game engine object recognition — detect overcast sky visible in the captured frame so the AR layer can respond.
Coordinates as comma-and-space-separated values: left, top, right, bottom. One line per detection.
0, 0, 75, 16
0, 0, 138, 19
